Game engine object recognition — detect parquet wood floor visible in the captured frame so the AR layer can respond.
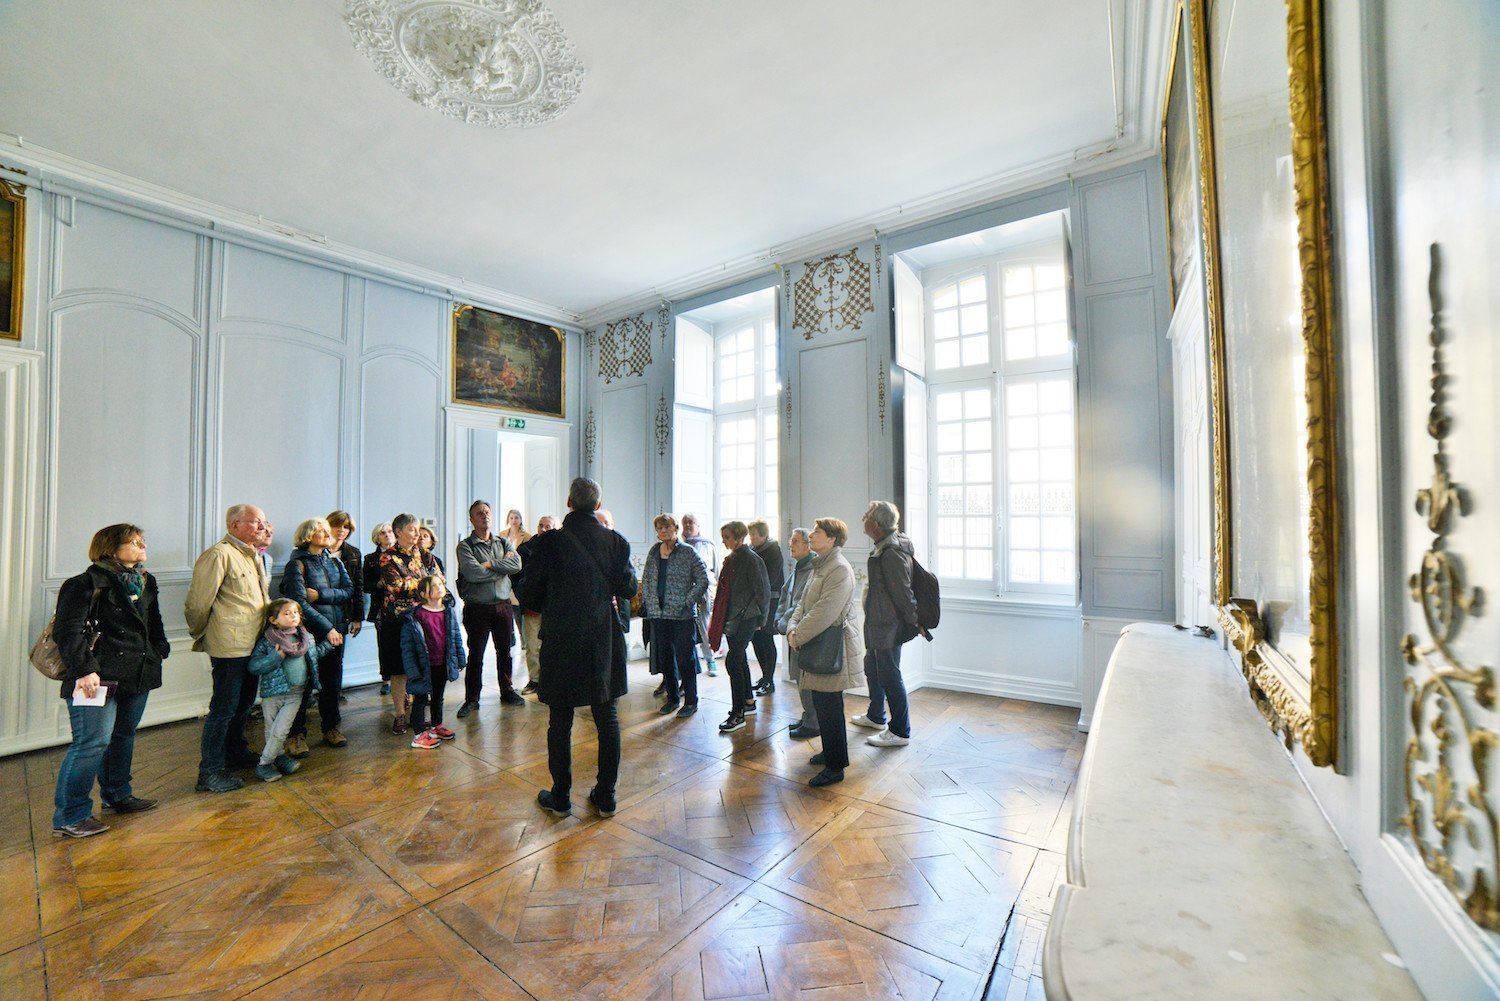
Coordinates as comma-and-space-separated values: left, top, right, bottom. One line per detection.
0, 657, 1084, 999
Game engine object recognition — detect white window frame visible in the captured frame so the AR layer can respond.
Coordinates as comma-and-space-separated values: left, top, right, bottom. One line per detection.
712, 312, 781, 538
922, 241, 1077, 600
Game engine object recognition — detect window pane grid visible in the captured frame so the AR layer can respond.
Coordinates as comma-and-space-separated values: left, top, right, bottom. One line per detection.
1005, 374, 1074, 588
1001, 263, 1070, 363
933, 386, 993, 581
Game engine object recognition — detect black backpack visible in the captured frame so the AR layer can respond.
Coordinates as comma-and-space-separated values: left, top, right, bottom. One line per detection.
911, 557, 940, 635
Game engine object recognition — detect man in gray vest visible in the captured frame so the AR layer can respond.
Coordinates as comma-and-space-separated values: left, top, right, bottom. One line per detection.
455, 500, 523, 717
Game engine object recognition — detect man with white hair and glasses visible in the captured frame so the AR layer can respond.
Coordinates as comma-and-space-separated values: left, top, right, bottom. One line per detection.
186, 503, 273, 792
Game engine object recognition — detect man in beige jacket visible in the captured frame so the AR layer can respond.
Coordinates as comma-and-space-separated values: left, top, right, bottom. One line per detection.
188, 504, 272, 793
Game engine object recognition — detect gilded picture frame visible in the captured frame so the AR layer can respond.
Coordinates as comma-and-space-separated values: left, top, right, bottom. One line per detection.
1191, 0, 1340, 767
452, 303, 567, 419
1160, 1, 1198, 306
0, 174, 24, 341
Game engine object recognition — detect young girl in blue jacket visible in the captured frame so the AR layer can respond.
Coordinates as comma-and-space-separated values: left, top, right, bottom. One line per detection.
248, 599, 332, 781
400, 575, 463, 749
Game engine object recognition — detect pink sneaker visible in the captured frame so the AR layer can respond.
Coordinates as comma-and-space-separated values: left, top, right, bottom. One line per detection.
411, 729, 442, 749
433, 725, 456, 740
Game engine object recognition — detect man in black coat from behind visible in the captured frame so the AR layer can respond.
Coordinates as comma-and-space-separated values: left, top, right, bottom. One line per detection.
517, 477, 638, 818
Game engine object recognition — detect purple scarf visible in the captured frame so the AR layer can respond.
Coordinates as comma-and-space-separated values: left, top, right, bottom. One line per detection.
265, 624, 312, 657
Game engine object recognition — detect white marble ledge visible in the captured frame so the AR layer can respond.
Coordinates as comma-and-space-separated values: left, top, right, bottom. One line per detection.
1043, 623, 1422, 1001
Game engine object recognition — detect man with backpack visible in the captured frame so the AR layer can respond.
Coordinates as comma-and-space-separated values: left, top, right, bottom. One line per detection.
852, 500, 929, 748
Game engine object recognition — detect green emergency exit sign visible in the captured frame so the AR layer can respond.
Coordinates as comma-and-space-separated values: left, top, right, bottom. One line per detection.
502, 417, 526, 430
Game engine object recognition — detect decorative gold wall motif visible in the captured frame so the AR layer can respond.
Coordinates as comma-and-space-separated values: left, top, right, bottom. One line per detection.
877, 360, 887, 432
657, 302, 671, 350
1401, 244, 1498, 932
599, 312, 651, 384
654, 392, 670, 460
583, 408, 597, 468
1192, 0, 1340, 767
792, 246, 872, 338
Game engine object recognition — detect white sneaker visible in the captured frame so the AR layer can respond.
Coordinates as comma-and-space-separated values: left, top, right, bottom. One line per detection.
849, 714, 886, 730
867, 730, 911, 747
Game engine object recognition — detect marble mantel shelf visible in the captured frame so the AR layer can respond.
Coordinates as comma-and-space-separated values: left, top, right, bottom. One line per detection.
1043, 623, 1422, 1000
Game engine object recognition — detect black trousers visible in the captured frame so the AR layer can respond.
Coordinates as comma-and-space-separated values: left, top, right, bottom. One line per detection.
290, 640, 344, 738
810, 689, 849, 770
463, 601, 516, 701
376, 619, 404, 679
725, 624, 756, 712
750, 628, 778, 684
649, 618, 697, 704
198, 655, 258, 779
547, 700, 620, 802
411, 668, 449, 730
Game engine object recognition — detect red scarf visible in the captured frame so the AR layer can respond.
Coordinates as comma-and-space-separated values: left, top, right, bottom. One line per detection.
707, 551, 738, 648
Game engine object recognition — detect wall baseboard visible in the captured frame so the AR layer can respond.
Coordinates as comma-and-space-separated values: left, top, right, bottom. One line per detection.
1367, 834, 1500, 1000
924, 664, 1082, 711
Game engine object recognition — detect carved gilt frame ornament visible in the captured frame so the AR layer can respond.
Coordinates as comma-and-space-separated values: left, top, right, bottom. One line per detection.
792, 246, 873, 339
1401, 245, 1497, 932
0, 172, 24, 341
1192, 0, 1340, 767
346, 0, 585, 129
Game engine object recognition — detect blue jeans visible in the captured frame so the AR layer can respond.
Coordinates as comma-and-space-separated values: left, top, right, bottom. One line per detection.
198, 655, 258, 780
53, 689, 150, 828
863, 646, 910, 739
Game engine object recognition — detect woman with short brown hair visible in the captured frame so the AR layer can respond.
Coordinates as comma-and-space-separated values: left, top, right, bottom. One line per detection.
51, 524, 171, 837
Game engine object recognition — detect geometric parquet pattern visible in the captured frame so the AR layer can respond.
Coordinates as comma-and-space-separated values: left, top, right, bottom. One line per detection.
1, 656, 1083, 999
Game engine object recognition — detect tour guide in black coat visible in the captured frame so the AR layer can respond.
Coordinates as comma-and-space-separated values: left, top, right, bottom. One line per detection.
517, 477, 637, 819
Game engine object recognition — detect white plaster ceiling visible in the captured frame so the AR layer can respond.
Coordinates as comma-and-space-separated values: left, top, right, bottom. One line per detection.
0, 1, 1146, 320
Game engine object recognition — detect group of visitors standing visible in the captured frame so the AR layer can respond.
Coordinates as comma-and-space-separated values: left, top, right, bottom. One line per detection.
46, 483, 925, 836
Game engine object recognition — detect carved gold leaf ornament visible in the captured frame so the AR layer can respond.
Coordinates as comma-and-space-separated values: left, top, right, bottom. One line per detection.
1400, 244, 1499, 933
792, 247, 873, 339
583, 407, 596, 468
1194, 0, 1339, 767
654, 392, 670, 460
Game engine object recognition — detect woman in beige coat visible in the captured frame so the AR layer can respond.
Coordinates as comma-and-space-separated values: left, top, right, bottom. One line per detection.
787, 517, 865, 787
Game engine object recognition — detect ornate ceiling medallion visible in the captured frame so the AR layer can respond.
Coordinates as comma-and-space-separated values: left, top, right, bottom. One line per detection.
346, 0, 585, 129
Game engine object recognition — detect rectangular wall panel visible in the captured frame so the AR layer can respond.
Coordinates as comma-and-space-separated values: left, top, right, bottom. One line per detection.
360, 354, 442, 527
797, 340, 869, 527
1083, 288, 1167, 561
51, 306, 199, 574
220, 244, 345, 341
599, 384, 649, 543
54, 201, 201, 317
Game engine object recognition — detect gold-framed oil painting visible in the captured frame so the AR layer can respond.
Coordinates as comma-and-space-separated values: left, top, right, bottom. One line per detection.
1191, 0, 1340, 767
1161, 2, 1199, 303
453, 303, 566, 418
0, 174, 23, 341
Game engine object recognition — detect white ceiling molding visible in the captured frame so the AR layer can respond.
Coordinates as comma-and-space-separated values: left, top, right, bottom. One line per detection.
0, 134, 583, 329
346, 0, 585, 129
581, 0, 1176, 329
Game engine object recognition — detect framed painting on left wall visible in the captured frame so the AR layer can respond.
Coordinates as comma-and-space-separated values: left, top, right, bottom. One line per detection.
0, 175, 23, 341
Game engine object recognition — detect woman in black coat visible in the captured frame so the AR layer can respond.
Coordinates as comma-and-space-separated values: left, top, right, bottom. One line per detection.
748, 520, 785, 695
52, 523, 170, 838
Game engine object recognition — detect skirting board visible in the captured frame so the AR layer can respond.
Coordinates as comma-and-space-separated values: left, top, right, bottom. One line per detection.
1367, 833, 1500, 1000
0, 689, 211, 758
924, 664, 1082, 711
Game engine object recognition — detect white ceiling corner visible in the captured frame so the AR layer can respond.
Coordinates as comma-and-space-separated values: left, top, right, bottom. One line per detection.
0, 1, 1175, 326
